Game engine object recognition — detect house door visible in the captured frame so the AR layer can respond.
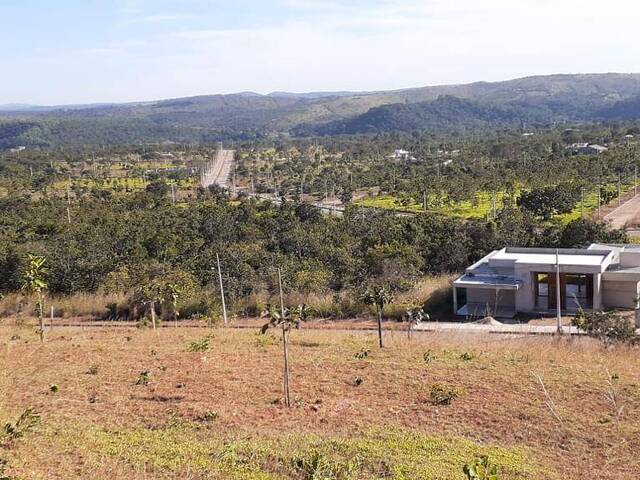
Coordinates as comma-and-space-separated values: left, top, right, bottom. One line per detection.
548, 273, 567, 310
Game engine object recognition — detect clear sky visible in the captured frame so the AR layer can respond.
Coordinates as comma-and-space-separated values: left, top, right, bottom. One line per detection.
2, 0, 640, 105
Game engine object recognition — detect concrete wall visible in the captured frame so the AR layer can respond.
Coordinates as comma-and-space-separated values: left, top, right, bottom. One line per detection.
467, 289, 515, 308
514, 268, 535, 311
602, 280, 638, 309
620, 252, 640, 268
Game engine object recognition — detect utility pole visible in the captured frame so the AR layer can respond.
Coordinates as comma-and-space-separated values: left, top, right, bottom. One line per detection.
423, 191, 427, 211
556, 249, 563, 335
492, 192, 497, 220
618, 174, 622, 206
580, 187, 584, 219
66, 177, 72, 225
170, 183, 176, 204
598, 183, 601, 218
635, 165, 638, 196
216, 254, 228, 327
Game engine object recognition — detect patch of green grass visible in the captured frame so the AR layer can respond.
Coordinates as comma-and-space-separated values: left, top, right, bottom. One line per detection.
52, 424, 547, 479
355, 191, 512, 219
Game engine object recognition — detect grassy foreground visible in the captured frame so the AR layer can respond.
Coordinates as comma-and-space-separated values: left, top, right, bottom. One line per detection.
1, 324, 639, 479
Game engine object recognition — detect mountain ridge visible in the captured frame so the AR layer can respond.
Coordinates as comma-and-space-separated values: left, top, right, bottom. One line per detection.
2, 73, 640, 146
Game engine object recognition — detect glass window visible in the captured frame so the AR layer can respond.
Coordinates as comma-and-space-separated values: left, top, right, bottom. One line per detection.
565, 274, 592, 309
535, 273, 549, 309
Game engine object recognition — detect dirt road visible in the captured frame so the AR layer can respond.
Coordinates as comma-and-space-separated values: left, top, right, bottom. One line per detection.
603, 191, 640, 229
200, 149, 234, 188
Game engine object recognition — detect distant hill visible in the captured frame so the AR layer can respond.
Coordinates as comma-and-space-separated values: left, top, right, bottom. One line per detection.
293, 95, 554, 136
3, 73, 640, 146
598, 95, 640, 119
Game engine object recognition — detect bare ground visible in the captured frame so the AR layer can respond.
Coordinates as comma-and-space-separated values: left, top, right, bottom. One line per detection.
1, 322, 639, 479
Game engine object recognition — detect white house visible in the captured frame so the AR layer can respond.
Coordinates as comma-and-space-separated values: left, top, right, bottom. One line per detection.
453, 244, 640, 318
567, 143, 608, 155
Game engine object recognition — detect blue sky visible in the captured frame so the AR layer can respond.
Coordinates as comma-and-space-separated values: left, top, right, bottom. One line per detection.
2, 0, 640, 104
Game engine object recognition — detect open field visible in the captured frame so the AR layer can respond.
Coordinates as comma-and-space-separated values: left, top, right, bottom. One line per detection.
354, 191, 511, 219
1, 324, 639, 479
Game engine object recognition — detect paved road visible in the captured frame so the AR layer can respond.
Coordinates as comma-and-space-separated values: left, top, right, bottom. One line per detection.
414, 321, 582, 335
201, 149, 234, 188
604, 191, 640, 229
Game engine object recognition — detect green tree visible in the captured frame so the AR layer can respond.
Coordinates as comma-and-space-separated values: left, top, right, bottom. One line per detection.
21, 254, 48, 342
260, 303, 309, 407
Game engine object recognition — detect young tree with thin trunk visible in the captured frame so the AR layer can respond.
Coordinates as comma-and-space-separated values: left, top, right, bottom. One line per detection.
406, 305, 428, 341
164, 283, 181, 328
22, 254, 48, 342
260, 270, 309, 407
362, 286, 394, 348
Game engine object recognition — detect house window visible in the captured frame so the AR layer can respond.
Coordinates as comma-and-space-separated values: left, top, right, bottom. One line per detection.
565, 274, 593, 310
535, 273, 549, 309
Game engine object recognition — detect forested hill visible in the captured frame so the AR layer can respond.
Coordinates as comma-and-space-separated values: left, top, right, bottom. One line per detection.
292, 96, 543, 136
3, 73, 640, 146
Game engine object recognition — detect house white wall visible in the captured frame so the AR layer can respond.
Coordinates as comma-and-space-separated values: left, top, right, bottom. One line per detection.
602, 280, 639, 309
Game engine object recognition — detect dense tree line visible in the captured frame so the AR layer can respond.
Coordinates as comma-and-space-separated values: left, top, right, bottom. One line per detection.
0, 189, 626, 303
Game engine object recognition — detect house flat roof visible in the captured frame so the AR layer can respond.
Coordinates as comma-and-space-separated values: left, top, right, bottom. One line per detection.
492, 247, 612, 267
454, 273, 519, 290
479, 247, 612, 267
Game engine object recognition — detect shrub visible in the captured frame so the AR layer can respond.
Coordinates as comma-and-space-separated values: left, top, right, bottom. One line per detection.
135, 370, 151, 386
354, 348, 370, 360
430, 383, 462, 405
2, 408, 40, 444
573, 309, 637, 344
290, 450, 356, 480
255, 332, 278, 350
423, 350, 436, 363
187, 334, 214, 352
197, 410, 219, 422
464, 455, 499, 480
460, 352, 474, 361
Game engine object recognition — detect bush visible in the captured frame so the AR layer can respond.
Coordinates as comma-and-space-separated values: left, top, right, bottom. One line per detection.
2, 408, 40, 444
464, 456, 499, 480
573, 310, 637, 344
187, 334, 214, 352
430, 383, 462, 405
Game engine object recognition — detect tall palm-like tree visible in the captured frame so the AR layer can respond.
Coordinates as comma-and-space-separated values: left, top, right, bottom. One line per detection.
362, 286, 394, 348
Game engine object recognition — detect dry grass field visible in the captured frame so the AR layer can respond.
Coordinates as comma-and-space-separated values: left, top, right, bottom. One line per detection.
1, 322, 639, 479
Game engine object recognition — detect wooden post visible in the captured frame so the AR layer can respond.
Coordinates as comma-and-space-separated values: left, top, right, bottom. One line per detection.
150, 301, 157, 331
50, 305, 54, 330
216, 254, 228, 327
377, 306, 383, 348
278, 268, 291, 407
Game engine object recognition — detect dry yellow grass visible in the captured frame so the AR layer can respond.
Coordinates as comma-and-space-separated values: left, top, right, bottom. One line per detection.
0, 322, 639, 479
